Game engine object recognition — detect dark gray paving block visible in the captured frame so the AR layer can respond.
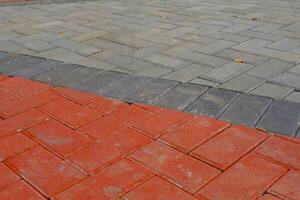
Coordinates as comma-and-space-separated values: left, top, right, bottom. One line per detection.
152, 83, 209, 110
219, 94, 273, 127
97, 75, 153, 99
75, 71, 127, 92
185, 88, 239, 118
32, 63, 83, 84
125, 79, 179, 104
54, 67, 103, 88
257, 100, 300, 137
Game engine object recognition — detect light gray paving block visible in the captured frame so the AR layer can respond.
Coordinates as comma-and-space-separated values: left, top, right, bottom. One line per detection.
223, 24, 255, 33
125, 78, 179, 104
136, 66, 172, 78
201, 62, 252, 83
97, 75, 153, 99
272, 72, 300, 89
233, 38, 272, 52
257, 100, 300, 136
185, 88, 240, 118
215, 49, 267, 65
282, 22, 300, 32
255, 48, 300, 63
208, 32, 250, 43
287, 64, 300, 74
144, 54, 190, 70
240, 30, 284, 42
267, 38, 300, 51
152, 83, 209, 110
54, 68, 102, 88
219, 74, 264, 92
290, 46, 300, 54
75, 71, 127, 92
189, 78, 220, 87
249, 82, 293, 99
178, 34, 217, 45
284, 91, 300, 103
219, 94, 272, 126
18, 40, 55, 52
246, 59, 295, 79
33, 64, 83, 84
131, 44, 168, 59
196, 40, 237, 54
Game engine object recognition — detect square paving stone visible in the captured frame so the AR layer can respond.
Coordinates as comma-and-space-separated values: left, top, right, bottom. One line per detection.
249, 82, 293, 99
125, 78, 179, 104
184, 88, 240, 118
97, 75, 153, 99
152, 83, 209, 110
257, 100, 300, 136
219, 94, 273, 126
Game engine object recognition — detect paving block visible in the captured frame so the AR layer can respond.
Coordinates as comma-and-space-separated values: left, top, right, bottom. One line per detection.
152, 83, 208, 110
250, 82, 293, 99
267, 38, 300, 51
185, 88, 240, 118
18, 40, 55, 52
53, 39, 100, 56
257, 100, 300, 136
136, 65, 172, 78
144, 54, 190, 70
219, 74, 264, 92
284, 91, 300, 103
219, 94, 272, 126
247, 59, 295, 79
189, 77, 220, 87
216, 49, 267, 65
125, 78, 179, 104
272, 72, 300, 89
196, 40, 237, 54
0, 163, 20, 189
233, 38, 272, 52
97, 75, 153, 99
287, 64, 300, 74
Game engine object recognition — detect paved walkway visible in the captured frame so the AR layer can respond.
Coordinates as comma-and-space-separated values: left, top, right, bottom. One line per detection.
0, 0, 300, 101
0, 74, 299, 200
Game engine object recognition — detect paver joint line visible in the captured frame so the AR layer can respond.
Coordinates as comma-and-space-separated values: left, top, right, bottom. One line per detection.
0, 74, 299, 200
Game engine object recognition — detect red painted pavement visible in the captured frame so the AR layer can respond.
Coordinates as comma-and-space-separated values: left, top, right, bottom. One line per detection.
0, 75, 299, 200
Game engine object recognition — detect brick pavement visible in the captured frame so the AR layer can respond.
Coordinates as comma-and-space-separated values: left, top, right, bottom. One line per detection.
0, 0, 300, 100
0, 74, 299, 200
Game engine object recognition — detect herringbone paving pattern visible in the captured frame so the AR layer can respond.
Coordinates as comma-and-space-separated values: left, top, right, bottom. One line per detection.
0, 74, 299, 200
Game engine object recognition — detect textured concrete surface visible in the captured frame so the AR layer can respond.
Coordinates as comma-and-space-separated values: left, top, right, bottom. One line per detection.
0, 0, 299, 100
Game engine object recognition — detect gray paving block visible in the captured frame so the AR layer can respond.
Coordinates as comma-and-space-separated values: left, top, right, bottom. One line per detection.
125, 78, 179, 104
219, 74, 264, 92
219, 94, 272, 126
247, 59, 295, 79
257, 100, 300, 136
97, 75, 153, 99
75, 71, 127, 92
233, 38, 272, 52
152, 83, 209, 110
184, 88, 240, 118
189, 78, 219, 87
249, 82, 293, 99
287, 64, 300, 74
267, 38, 300, 51
33, 63, 83, 83
284, 91, 300, 103
272, 72, 300, 89
54, 68, 102, 88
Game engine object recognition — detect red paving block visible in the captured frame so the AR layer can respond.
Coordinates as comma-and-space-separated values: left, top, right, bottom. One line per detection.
88, 97, 128, 115
0, 88, 19, 102
159, 116, 230, 153
0, 181, 46, 200
79, 105, 151, 139
0, 77, 49, 98
0, 75, 8, 82
129, 141, 220, 193
257, 194, 282, 200
269, 170, 300, 200
54, 87, 100, 105
0, 109, 49, 138
191, 125, 268, 170
53, 159, 152, 200
0, 89, 61, 118
0, 163, 20, 190
197, 154, 287, 200
25, 119, 93, 157
254, 136, 300, 170
5, 146, 86, 197
38, 97, 101, 129
133, 103, 163, 113
122, 176, 198, 200
131, 109, 192, 139
67, 128, 151, 174
0, 132, 37, 161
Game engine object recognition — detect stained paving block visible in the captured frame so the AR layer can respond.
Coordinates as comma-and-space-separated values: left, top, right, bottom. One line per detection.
185, 88, 239, 118
219, 94, 273, 126
97, 75, 153, 99
152, 83, 209, 110
125, 78, 179, 104
257, 100, 300, 136
75, 71, 128, 92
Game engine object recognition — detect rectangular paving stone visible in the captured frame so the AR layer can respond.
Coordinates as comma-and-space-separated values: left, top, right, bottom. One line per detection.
184, 88, 240, 118
75, 71, 127, 92
240, 30, 284, 42
249, 82, 293, 99
125, 78, 179, 104
255, 48, 300, 63
144, 54, 190, 70
284, 91, 300, 103
18, 40, 55, 52
196, 40, 237, 54
96, 75, 153, 99
287, 64, 300, 74
53, 39, 100, 56
152, 83, 209, 110
233, 38, 272, 52
136, 65, 172, 78
219, 94, 272, 126
216, 49, 267, 65
257, 100, 300, 136
54, 68, 102, 88
247, 59, 295, 79
189, 78, 220, 87
272, 72, 300, 89
219, 74, 264, 92
267, 38, 300, 51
